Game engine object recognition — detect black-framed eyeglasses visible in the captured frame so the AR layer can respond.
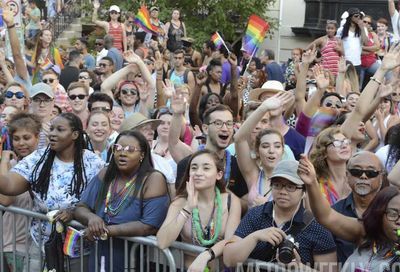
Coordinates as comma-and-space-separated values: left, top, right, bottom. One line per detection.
32, 97, 53, 105
121, 89, 138, 96
5, 91, 25, 99
113, 144, 141, 153
91, 106, 111, 113
385, 208, 400, 222
99, 63, 109, 68
95, 43, 103, 46
79, 75, 90, 80
271, 183, 304, 192
327, 138, 351, 148
208, 119, 234, 129
324, 101, 342, 109
69, 94, 87, 100
43, 78, 55, 84
348, 168, 381, 179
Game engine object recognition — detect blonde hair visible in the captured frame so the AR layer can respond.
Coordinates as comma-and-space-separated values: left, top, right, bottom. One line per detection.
309, 127, 342, 179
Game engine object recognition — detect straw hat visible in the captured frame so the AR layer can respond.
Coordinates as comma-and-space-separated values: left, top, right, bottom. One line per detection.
248, 80, 284, 102
119, 112, 161, 133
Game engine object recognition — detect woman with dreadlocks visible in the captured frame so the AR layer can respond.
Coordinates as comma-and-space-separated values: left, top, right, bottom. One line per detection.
0, 112, 104, 271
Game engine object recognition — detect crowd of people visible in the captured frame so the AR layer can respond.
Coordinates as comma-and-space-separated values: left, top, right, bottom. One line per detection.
1, 1, 400, 271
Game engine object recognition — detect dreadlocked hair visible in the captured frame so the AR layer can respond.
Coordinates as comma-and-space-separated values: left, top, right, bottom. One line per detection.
31, 113, 88, 200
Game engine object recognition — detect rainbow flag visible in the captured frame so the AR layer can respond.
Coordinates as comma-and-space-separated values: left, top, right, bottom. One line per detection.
243, 15, 269, 55
40, 58, 53, 71
63, 226, 83, 257
211, 32, 223, 49
134, 6, 159, 35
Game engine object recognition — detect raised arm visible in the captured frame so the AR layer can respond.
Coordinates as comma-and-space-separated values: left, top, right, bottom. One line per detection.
169, 93, 194, 163
362, 32, 380, 52
124, 50, 155, 90
341, 44, 400, 139
92, 0, 109, 30
121, 24, 127, 52
336, 57, 350, 97
303, 64, 330, 117
0, 50, 14, 84
189, 73, 207, 128
298, 155, 365, 243
223, 54, 239, 118
100, 63, 137, 98
3, 9, 29, 81
389, 0, 397, 18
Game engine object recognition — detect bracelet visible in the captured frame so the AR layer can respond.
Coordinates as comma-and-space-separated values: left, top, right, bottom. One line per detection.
370, 77, 382, 85
7, 24, 15, 29
205, 248, 215, 261
182, 208, 191, 215
179, 210, 189, 220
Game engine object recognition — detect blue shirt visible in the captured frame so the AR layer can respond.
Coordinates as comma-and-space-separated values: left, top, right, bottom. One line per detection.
265, 62, 285, 83
83, 54, 96, 70
332, 193, 358, 264
284, 127, 306, 160
107, 48, 124, 72
235, 201, 336, 267
81, 172, 170, 272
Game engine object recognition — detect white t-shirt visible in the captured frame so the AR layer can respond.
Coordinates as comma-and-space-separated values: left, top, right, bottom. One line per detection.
337, 27, 362, 66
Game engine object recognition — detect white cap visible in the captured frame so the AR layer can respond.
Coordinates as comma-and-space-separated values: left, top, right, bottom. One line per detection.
109, 5, 120, 13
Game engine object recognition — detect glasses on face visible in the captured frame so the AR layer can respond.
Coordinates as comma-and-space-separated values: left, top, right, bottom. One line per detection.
99, 63, 109, 68
353, 14, 360, 18
121, 89, 138, 96
392, 93, 400, 97
79, 75, 90, 80
385, 208, 400, 222
128, 20, 134, 24
5, 91, 25, 99
348, 168, 381, 179
43, 78, 55, 84
91, 106, 111, 113
363, 21, 371, 25
271, 183, 304, 192
208, 119, 234, 129
110, 11, 119, 15
327, 138, 351, 148
32, 97, 53, 105
324, 101, 342, 109
95, 43, 103, 46
69, 94, 87, 100
112, 143, 141, 153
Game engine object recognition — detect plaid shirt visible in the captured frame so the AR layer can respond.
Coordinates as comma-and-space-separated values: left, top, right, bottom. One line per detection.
54, 85, 71, 112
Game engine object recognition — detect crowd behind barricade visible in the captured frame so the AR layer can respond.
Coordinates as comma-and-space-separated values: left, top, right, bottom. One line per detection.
1, 1, 400, 271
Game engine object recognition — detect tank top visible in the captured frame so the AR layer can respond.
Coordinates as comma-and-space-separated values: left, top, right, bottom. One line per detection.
167, 21, 184, 52
321, 37, 340, 75
248, 169, 273, 208
108, 22, 124, 52
361, 32, 377, 68
169, 69, 186, 86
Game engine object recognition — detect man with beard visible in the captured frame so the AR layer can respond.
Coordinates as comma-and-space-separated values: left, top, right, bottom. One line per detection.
181, 37, 202, 71
331, 151, 384, 264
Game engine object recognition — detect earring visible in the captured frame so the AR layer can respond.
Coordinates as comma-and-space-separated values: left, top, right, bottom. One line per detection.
140, 157, 143, 163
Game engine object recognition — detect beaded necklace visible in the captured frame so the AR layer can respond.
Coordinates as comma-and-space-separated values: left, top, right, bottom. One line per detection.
192, 187, 223, 246
104, 174, 137, 216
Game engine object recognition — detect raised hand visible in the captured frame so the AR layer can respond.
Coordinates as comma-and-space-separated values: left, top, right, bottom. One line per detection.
228, 53, 238, 67
380, 43, 400, 71
196, 71, 208, 86
2, 7, 14, 26
378, 82, 393, 99
297, 154, 318, 186
138, 85, 150, 102
186, 176, 198, 210
302, 44, 317, 65
261, 91, 292, 112
313, 64, 330, 90
337, 56, 349, 74
162, 79, 175, 98
93, 0, 100, 9
123, 50, 143, 64
170, 90, 186, 114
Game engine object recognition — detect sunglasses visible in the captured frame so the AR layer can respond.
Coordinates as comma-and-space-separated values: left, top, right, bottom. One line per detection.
327, 138, 351, 148
110, 11, 119, 14
69, 94, 87, 100
95, 43, 103, 46
363, 21, 371, 25
324, 101, 342, 109
5, 91, 25, 99
79, 76, 90, 80
91, 106, 111, 113
392, 93, 400, 97
121, 89, 138, 96
43, 78, 55, 84
348, 168, 381, 179
128, 21, 134, 24
112, 144, 141, 153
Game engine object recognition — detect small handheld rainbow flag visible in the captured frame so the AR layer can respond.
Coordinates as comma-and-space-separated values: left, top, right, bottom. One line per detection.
40, 58, 54, 71
211, 32, 223, 49
63, 226, 83, 257
243, 15, 269, 55
134, 6, 159, 35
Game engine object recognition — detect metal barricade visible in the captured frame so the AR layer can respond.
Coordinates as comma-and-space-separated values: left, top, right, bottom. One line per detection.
47, 0, 81, 40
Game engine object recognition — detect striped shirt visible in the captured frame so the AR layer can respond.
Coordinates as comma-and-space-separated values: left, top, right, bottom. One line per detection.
108, 22, 124, 52
321, 38, 340, 75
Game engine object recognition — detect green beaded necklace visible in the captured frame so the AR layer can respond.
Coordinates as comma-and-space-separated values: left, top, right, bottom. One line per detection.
192, 187, 223, 246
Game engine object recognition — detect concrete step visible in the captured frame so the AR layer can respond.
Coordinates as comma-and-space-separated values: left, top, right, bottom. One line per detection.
55, 17, 82, 47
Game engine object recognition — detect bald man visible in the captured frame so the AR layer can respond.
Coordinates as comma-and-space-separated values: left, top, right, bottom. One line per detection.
332, 151, 385, 264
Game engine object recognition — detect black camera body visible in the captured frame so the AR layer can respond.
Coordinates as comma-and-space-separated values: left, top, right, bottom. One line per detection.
277, 235, 298, 264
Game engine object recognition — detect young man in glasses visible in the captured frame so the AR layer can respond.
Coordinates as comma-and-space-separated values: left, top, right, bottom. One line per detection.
94, 57, 115, 92
67, 82, 90, 129
78, 69, 95, 95
224, 160, 337, 270
331, 151, 384, 265
42, 69, 69, 112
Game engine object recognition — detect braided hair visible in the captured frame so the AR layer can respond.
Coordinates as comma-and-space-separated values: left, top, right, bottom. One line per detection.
31, 113, 89, 200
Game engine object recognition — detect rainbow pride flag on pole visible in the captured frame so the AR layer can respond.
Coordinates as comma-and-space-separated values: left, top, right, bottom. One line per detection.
63, 226, 83, 257
211, 32, 223, 49
243, 15, 269, 55
134, 6, 159, 35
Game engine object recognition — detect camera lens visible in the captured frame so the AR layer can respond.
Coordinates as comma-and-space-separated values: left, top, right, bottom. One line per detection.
278, 239, 295, 264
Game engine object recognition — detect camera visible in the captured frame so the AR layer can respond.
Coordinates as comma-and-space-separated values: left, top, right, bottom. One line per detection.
277, 235, 298, 264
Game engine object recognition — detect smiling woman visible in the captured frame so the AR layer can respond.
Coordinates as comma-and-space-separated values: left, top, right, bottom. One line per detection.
86, 111, 111, 162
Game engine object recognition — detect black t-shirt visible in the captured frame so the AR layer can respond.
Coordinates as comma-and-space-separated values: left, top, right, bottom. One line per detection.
59, 65, 80, 90
175, 154, 248, 198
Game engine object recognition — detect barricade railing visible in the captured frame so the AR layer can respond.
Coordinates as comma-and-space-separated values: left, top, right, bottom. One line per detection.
0, 205, 289, 272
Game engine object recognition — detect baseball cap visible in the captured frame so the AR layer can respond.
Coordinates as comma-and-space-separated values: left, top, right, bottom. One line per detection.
270, 160, 304, 185
30, 82, 54, 99
150, 6, 159, 11
109, 5, 120, 13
